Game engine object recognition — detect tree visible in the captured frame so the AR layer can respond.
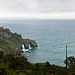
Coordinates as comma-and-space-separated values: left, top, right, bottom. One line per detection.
64, 56, 75, 69
0, 51, 4, 63
0, 63, 10, 75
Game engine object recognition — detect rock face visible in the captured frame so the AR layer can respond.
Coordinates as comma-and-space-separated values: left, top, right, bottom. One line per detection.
0, 29, 11, 41
22, 39, 38, 49
0, 29, 38, 52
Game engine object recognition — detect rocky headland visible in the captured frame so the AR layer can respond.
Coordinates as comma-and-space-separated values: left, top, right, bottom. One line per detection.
0, 28, 38, 53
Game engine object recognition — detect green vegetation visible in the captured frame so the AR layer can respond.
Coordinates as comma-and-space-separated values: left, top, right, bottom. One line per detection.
64, 56, 75, 74
0, 29, 38, 52
0, 32, 23, 52
0, 37, 21, 51
0, 51, 72, 75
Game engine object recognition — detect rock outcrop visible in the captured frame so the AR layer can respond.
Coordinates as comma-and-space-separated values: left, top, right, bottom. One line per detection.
22, 39, 38, 49
0, 29, 11, 41
0, 28, 38, 52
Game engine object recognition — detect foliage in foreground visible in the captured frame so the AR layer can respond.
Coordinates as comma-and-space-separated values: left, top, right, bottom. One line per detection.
0, 51, 71, 75
64, 56, 75, 74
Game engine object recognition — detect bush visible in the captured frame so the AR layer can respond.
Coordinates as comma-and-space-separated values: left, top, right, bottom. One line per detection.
0, 63, 10, 75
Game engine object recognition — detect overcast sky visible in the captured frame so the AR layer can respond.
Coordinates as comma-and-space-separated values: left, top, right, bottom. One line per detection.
0, 0, 75, 19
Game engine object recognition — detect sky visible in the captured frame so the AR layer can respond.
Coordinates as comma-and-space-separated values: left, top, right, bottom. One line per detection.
0, 0, 75, 19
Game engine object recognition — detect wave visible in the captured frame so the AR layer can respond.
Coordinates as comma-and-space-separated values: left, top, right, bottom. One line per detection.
22, 44, 31, 52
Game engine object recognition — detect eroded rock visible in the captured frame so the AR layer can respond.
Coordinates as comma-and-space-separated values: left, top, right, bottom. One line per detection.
0, 28, 38, 52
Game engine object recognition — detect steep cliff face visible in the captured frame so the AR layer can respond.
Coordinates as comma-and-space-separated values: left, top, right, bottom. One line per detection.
0, 29, 38, 52
0, 29, 11, 41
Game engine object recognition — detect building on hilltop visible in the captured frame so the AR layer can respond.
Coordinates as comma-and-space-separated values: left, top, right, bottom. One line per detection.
0, 26, 9, 30
5, 28, 8, 29
0, 26, 4, 29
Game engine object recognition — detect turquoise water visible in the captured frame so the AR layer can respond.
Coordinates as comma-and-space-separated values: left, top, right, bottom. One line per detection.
0, 19, 75, 66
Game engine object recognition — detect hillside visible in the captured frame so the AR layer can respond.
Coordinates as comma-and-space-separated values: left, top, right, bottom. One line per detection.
0, 51, 71, 75
0, 27, 38, 53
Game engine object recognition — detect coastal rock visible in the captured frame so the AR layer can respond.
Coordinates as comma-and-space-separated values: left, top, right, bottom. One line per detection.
0, 29, 11, 39
0, 28, 38, 52
30, 40, 38, 48
21, 39, 38, 49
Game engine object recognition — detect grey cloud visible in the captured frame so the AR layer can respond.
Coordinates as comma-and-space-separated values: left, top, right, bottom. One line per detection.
0, 0, 75, 13
0, 0, 39, 13
36, 0, 75, 12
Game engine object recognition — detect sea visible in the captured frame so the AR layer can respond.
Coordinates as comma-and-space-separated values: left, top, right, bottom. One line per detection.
0, 19, 75, 67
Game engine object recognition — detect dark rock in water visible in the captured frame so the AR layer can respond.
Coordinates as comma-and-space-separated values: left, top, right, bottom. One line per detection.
0, 28, 38, 53
30, 40, 38, 48
21, 39, 38, 49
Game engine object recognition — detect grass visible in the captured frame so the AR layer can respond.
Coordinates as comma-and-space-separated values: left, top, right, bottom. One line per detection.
1, 38, 19, 51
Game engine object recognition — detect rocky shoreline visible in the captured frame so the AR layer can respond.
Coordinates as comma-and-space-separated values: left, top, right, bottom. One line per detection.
0, 27, 38, 53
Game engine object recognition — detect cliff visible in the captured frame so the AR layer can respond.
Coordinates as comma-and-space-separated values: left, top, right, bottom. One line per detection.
0, 29, 38, 52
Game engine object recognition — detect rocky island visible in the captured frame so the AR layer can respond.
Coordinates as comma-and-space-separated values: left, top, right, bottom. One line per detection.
0, 26, 38, 53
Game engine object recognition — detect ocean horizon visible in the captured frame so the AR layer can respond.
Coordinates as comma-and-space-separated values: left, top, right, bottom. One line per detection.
0, 19, 75, 67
